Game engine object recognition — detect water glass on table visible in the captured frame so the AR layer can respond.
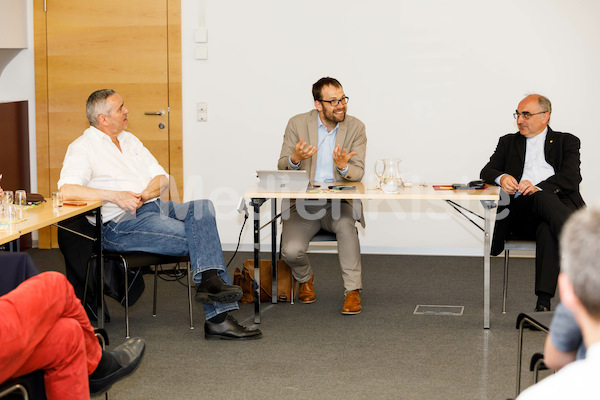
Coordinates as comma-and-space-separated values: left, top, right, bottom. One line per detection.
2, 190, 13, 205
15, 190, 26, 206
3, 205, 16, 223
52, 191, 63, 210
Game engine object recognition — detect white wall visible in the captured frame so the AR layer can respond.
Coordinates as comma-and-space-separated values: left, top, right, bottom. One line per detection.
180, 0, 600, 254
3, 1, 599, 254
0, 0, 36, 192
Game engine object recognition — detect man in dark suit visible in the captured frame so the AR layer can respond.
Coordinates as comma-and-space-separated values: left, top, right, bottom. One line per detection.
480, 94, 585, 311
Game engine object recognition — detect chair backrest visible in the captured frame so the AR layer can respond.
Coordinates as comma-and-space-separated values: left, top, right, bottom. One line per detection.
0, 253, 40, 296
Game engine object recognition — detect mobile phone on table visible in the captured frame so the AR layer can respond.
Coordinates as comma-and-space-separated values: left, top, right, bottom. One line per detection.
328, 185, 355, 190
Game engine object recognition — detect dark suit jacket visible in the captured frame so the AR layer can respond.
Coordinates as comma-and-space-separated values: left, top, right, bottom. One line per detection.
480, 127, 585, 255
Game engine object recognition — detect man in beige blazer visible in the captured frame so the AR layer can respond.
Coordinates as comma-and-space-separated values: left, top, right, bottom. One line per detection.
277, 77, 367, 314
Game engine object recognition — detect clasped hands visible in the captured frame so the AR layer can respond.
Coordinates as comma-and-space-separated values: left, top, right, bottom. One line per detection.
291, 137, 357, 170
500, 175, 539, 196
113, 191, 151, 214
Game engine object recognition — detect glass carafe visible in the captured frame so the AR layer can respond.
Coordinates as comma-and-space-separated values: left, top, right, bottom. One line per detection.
374, 158, 403, 193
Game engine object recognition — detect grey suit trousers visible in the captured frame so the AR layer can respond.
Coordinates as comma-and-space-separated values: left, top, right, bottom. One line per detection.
280, 199, 361, 294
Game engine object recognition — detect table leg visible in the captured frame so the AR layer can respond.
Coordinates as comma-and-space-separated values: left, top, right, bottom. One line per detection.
94, 207, 104, 329
252, 198, 265, 324
271, 198, 277, 304
481, 200, 496, 329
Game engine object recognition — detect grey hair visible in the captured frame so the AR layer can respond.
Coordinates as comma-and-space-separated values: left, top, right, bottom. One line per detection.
537, 95, 552, 114
86, 89, 116, 127
560, 207, 600, 318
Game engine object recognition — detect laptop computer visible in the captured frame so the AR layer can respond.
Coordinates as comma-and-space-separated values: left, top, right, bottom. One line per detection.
256, 170, 310, 192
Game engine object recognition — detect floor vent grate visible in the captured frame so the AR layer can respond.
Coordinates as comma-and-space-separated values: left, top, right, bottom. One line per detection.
413, 305, 464, 316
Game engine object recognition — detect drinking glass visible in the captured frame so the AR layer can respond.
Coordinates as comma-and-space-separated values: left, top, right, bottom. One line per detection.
4, 205, 16, 223
15, 190, 26, 206
52, 191, 63, 210
2, 190, 13, 205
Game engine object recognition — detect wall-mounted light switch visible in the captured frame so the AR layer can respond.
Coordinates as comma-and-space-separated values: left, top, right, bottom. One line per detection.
195, 44, 208, 60
195, 27, 208, 43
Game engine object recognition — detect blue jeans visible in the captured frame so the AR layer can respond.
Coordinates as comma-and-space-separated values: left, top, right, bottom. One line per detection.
102, 199, 238, 319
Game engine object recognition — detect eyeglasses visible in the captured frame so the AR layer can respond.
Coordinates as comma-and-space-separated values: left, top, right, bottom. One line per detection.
513, 111, 547, 120
319, 96, 349, 107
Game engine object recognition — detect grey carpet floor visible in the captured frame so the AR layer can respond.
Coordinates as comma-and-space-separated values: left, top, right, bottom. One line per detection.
26, 249, 552, 400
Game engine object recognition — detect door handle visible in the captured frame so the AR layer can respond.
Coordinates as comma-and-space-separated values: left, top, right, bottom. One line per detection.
144, 110, 165, 116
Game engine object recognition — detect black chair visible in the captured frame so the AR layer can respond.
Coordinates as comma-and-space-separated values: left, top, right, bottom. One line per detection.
529, 352, 549, 384
0, 370, 44, 400
86, 252, 194, 338
515, 311, 554, 396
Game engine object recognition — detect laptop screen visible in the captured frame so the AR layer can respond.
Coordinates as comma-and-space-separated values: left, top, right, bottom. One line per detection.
256, 170, 310, 192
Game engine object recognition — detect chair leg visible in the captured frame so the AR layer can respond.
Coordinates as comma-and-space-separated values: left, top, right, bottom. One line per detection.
0, 384, 29, 399
503, 249, 510, 314
122, 256, 130, 339
94, 330, 110, 400
153, 265, 158, 317
516, 318, 525, 396
83, 259, 91, 306
187, 262, 194, 330
533, 358, 545, 383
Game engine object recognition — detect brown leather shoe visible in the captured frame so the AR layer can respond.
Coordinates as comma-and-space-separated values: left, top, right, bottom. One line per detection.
341, 290, 361, 315
298, 274, 315, 303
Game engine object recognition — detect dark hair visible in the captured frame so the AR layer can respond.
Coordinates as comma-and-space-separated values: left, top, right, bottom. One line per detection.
86, 89, 116, 127
312, 77, 342, 101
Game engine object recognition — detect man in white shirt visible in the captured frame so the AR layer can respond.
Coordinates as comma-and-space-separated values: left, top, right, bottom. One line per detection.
480, 94, 584, 311
517, 207, 600, 399
59, 89, 261, 340
277, 77, 367, 315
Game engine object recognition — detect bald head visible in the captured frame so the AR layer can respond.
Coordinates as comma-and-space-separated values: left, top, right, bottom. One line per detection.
515, 94, 551, 138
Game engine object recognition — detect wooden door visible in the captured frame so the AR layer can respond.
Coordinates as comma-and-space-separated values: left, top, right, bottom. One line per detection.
35, 0, 182, 248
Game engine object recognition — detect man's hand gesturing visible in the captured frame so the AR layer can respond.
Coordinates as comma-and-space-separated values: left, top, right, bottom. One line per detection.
332, 144, 357, 170
290, 138, 318, 165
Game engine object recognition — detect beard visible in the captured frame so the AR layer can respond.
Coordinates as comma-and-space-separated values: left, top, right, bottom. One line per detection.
323, 106, 346, 126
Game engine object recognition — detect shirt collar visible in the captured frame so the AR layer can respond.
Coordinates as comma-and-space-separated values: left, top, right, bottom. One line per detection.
317, 115, 338, 134
527, 126, 548, 142
89, 125, 127, 143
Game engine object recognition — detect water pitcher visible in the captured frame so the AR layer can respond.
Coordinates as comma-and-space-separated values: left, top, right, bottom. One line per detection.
374, 158, 403, 193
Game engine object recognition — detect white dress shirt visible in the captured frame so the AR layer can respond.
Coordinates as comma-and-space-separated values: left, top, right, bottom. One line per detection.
58, 126, 168, 222
494, 127, 555, 191
520, 127, 555, 186
287, 115, 348, 179
517, 342, 600, 399
314, 116, 338, 183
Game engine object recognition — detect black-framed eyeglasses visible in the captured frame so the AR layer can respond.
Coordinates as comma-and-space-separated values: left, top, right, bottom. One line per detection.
513, 111, 547, 120
319, 96, 349, 107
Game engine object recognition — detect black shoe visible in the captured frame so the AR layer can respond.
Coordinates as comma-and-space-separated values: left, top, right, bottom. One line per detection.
195, 276, 243, 304
204, 315, 262, 340
89, 337, 146, 396
535, 305, 551, 312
